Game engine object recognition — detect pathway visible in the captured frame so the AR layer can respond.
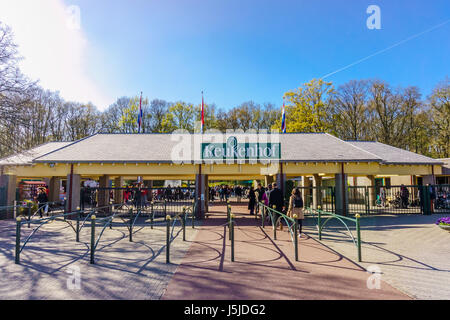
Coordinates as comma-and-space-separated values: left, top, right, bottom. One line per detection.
162, 203, 409, 300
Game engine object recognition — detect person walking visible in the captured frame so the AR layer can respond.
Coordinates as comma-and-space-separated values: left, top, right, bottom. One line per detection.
133, 185, 142, 209
225, 185, 231, 202
141, 187, 148, 208
36, 187, 49, 218
248, 186, 256, 215
219, 186, 225, 202
400, 184, 409, 209
256, 183, 265, 203
287, 188, 304, 238
268, 182, 284, 229
235, 185, 242, 203
429, 184, 436, 213
380, 187, 386, 207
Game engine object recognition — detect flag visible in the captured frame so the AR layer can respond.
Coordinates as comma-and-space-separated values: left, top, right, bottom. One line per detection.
281, 97, 286, 133
201, 91, 205, 134
138, 92, 143, 133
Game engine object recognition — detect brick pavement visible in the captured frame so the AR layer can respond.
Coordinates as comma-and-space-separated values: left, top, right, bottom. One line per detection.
3, 203, 437, 300
0, 217, 198, 299
303, 213, 450, 300
162, 203, 409, 300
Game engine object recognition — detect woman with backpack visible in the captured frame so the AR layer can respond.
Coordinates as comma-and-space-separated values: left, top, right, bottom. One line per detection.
287, 188, 304, 238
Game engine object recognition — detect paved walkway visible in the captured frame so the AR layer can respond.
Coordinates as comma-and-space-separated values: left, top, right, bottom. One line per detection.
0, 216, 198, 299
162, 203, 409, 300
304, 213, 450, 300
4, 203, 439, 300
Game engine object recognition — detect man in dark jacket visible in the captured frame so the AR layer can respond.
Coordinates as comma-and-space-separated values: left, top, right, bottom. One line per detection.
268, 183, 284, 229
36, 187, 49, 218
269, 182, 283, 213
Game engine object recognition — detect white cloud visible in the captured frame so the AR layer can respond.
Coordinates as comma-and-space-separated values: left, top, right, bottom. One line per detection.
0, 0, 112, 109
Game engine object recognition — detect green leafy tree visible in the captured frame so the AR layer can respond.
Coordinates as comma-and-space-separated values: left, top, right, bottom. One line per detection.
194, 102, 218, 132
116, 95, 149, 133
279, 79, 335, 133
162, 102, 195, 132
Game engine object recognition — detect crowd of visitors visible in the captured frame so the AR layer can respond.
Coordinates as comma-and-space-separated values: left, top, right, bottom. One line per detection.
209, 182, 304, 238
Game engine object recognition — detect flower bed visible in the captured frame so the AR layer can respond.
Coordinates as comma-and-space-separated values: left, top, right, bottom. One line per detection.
436, 217, 450, 226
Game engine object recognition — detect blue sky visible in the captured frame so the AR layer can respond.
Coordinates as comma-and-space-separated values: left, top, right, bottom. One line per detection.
1, 0, 449, 110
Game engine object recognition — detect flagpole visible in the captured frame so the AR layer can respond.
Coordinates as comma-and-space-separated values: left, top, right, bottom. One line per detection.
138, 91, 143, 134
138, 91, 143, 184
281, 96, 286, 134
201, 91, 204, 134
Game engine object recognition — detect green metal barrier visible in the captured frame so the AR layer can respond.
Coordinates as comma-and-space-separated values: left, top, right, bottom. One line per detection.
149, 201, 154, 228
258, 202, 299, 261
166, 215, 171, 263
90, 202, 188, 264
183, 201, 196, 229
164, 209, 189, 264
77, 206, 111, 235
15, 209, 83, 264
314, 206, 362, 262
29, 201, 65, 220
14, 200, 187, 265
230, 213, 235, 262
89, 206, 132, 264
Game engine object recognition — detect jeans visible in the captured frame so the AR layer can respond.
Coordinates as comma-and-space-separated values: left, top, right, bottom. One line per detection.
297, 219, 303, 234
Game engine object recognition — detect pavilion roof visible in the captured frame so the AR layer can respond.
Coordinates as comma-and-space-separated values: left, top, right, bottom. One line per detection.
22, 133, 442, 165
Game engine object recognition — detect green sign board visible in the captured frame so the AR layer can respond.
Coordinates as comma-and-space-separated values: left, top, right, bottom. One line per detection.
201, 136, 281, 160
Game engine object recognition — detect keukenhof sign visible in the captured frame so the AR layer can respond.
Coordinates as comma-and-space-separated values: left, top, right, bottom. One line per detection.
201, 136, 281, 160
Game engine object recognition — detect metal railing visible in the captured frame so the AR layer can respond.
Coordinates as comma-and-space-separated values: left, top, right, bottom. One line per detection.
348, 184, 450, 215
89, 204, 190, 265
29, 201, 65, 220
307, 206, 362, 262
15, 209, 82, 264
257, 202, 299, 261
80, 186, 195, 211
0, 203, 23, 220
14, 204, 117, 264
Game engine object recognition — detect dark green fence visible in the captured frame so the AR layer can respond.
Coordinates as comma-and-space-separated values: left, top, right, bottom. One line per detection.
296, 186, 335, 213
0, 187, 7, 219
294, 184, 450, 216
0, 187, 5, 206
348, 184, 450, 215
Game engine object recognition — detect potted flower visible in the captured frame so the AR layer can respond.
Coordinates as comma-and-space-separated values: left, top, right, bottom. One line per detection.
436, 217, 450, 232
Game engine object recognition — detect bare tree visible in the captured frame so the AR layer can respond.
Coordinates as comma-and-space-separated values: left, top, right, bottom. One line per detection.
0, 22, 36, 154
332, 80, 370, 141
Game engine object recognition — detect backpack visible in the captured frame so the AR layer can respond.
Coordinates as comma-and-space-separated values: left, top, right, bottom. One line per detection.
293, 196, 303, 208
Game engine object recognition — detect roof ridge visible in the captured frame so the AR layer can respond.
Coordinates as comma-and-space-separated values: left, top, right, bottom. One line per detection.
324, 133, 383, 161
0, 141, 68, 164
33, 133, 98, 162
347, 140, 443, 164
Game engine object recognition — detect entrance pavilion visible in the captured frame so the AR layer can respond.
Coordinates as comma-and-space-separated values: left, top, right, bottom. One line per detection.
0, 132, 443, 219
